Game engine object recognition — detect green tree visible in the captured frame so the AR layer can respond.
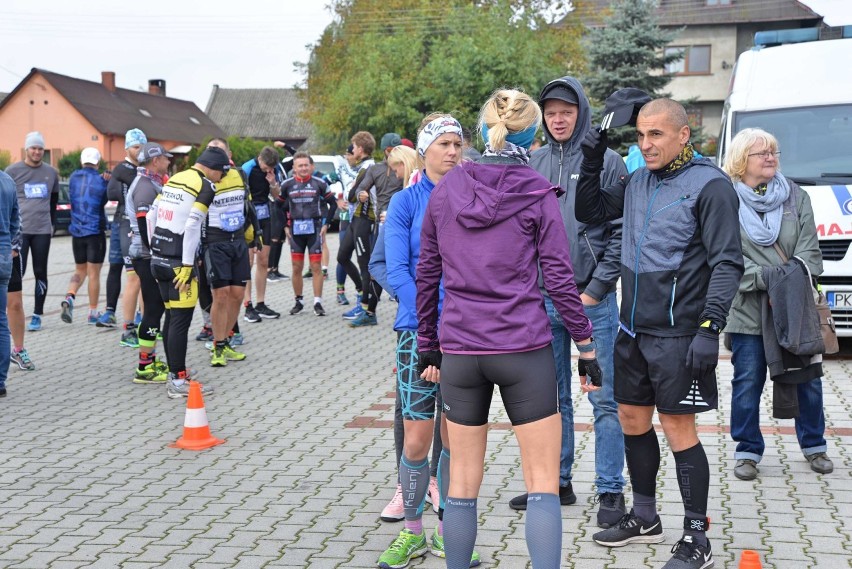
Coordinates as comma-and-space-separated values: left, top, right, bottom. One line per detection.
185, 136, 286, 170
580, 0, 680, 152
0, 149, 11, 171
303, 0, 584, 153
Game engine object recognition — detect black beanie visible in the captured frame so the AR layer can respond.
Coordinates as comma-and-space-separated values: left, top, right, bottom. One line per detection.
196, 147, 230, 171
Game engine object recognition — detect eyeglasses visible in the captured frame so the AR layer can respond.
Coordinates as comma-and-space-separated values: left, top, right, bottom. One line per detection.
748, 151, 781, 159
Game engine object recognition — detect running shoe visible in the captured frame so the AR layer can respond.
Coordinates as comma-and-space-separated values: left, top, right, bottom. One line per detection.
429, 527, 481, 566
244, 303, 261, 323
167, 377, 214, 399
96, 310, 117, 328
348, 311, 377, 327
303, 268, 313, 278
290, 300, 304, 315
425, 476, 440, 514
313, 302, 326, 316
267, 270, 285, 283
210, 346, 227, 367
271, 270, 289, 280
595, 492, 627, 528
27, 314, 42, 331
133, 362, 169, 384
662, 536, 713, 569
378, 529, 427, 569
255, 302, 280, 319
152, 358, 168, 374
60, 297, 74, 324
87, 312, 102, 325
231, 332, 246, 346
10, 349, 35, 371
592, 510, 665, 547
119, 328, 139, 348
342, 303, 364, 320
336, 292, 350, 305
196, 325, 214, 341
380, 484, 404, 522
221, 343, 246, 361
0, 388, 5, 397
510, 483, 576, 511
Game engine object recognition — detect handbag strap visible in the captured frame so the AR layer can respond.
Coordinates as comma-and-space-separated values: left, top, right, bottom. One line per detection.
772, 242, 788, 263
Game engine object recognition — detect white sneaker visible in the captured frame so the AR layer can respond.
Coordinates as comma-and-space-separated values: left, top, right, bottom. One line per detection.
424, 476, 440, 513
380, 484, 404, 522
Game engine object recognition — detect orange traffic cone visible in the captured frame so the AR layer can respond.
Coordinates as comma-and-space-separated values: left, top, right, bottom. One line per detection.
739, 550, 763, 569
169, 381, 225, 450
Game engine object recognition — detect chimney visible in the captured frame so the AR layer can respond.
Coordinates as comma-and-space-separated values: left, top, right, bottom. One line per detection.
102, 71, 116, 92
148, 79, 166, 97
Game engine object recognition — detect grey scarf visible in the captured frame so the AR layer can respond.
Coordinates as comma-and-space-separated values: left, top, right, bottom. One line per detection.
482, 141, 530, 164
735, 173, 790, 246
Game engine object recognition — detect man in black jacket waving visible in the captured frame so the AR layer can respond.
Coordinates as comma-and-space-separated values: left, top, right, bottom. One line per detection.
576, 96, 743, 569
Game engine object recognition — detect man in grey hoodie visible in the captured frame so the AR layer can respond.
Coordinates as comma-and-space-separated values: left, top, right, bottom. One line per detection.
507, 76, 628, 528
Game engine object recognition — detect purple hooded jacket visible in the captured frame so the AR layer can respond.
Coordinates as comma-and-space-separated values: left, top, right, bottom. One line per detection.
416, 161, 593, 354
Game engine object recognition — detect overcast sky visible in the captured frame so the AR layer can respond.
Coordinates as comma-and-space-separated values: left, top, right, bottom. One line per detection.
0, 0, 335, 109
1, 0, 849, 112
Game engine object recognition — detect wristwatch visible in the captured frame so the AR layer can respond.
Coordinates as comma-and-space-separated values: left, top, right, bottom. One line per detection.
699, 320, 722, 335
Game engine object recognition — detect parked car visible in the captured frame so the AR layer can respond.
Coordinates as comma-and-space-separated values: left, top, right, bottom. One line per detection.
55, 181, 118, 234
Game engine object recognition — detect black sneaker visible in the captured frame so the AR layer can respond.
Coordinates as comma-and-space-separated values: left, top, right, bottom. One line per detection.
314, 302, 326, 316
255, 302, 280, 319
290, 301, 304, 315
196, 326, 214, 341
662, 536, 713, 569
595, 492, 627, 528
593, 509, 664, 547
509, 483, 576, 511
244, 303, 261, 323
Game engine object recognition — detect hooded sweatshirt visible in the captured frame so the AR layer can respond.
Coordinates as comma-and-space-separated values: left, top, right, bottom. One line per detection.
530, 76, 626, 300
416, 160, 593, 354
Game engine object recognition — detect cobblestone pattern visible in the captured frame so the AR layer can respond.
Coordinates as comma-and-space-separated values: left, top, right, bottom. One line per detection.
0, 234, 848, 568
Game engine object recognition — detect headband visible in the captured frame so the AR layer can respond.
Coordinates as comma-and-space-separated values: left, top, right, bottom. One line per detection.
481, 123, 538, 150
417, 116, 464, 157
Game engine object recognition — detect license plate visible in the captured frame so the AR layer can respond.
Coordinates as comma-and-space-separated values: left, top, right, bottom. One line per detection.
826, 291, 852, 308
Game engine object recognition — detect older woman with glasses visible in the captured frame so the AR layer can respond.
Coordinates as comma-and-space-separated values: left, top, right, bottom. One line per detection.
723, 127, 834, 481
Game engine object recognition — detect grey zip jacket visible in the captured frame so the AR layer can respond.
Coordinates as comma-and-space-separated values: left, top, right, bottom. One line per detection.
530, 76, 626, 300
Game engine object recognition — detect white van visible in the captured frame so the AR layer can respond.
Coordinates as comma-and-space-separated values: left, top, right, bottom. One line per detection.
717, 35, 852, 335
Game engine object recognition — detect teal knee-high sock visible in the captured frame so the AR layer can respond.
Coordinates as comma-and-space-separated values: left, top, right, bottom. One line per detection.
400, 455, 429, 535
526, 493, 562, 568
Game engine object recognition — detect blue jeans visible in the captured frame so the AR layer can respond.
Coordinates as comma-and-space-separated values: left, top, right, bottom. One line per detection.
730, 333, 827, 462
545, 292, 625, 493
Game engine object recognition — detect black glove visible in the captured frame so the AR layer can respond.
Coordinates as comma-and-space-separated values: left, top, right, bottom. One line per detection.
578, 357, 603, 387
416, 350, 442, 375
284, 143, 298, 156
581, 127, 608, 164
685, 329, 720, 379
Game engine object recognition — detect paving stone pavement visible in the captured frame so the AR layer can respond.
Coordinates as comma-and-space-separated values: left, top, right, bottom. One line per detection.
0, 233, 849, 568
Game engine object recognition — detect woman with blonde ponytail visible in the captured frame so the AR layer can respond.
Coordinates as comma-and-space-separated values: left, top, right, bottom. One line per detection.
415, 89, 602, 569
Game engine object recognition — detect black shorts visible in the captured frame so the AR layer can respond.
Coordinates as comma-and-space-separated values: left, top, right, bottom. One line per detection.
72, 234, 107, 264
270, 202, 286, 241
118, 219, 134, 270
289, 223, 323, 257
8, 254, 22, 293
614, 330, 718, 414
440, 346, 559, 427
203, 240, 250, 289
151, 256, 198, 309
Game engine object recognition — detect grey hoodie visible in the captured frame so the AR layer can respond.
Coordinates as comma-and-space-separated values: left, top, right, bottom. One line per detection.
530, 76, 626, 300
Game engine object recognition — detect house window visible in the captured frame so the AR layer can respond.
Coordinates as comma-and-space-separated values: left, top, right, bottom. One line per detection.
139, 109, 152, 117
706, 0, 731, 5
665, 45, 711, 75
189, 116, 201, 125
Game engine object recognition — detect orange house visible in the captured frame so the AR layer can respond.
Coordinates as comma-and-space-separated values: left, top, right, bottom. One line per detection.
0, 68, 224, 170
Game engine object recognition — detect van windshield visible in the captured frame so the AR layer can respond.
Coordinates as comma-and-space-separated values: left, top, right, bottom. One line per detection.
734, 104, 852, 183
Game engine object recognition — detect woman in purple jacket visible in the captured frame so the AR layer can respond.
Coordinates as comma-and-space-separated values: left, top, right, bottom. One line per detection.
416, 89, 603, 569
